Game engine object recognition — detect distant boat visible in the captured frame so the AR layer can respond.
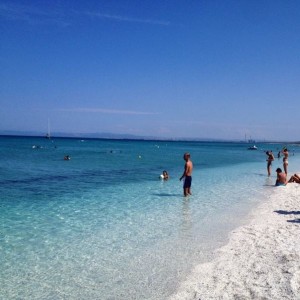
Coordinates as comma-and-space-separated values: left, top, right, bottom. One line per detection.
248, 145, 258, 150
46, 119, 51, 139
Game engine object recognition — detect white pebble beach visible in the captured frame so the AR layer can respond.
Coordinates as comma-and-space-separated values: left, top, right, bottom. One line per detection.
170, 182, 300, 300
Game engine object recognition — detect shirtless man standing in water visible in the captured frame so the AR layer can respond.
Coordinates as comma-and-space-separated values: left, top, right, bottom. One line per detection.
180, 152, 193, 196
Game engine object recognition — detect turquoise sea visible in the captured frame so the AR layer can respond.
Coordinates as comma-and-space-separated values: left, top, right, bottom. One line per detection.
1, 136, 299, 299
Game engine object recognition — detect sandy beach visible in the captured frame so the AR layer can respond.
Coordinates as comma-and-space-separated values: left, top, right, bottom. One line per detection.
170, 182, 300, 300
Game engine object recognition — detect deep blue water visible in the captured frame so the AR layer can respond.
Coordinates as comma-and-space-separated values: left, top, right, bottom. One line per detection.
1, 136, 299, 299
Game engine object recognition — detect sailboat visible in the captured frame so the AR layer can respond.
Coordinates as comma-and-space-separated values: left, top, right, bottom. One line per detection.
46, 119, 51, 139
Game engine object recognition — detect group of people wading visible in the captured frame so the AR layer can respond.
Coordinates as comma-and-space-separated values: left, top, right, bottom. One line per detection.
266, 148, 299, 186
266, 148, 289, 176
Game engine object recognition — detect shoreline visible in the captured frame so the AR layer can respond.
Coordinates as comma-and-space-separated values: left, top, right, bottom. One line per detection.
170, 182, 300, 300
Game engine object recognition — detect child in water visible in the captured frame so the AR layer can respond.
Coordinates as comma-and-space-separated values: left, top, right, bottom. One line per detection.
160, 170, 169, 180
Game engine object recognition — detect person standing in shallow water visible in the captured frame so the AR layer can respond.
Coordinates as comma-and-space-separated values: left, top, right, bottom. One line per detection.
282, 148, 289, 174
266, 151, 274, 176
180, 153, 193, 196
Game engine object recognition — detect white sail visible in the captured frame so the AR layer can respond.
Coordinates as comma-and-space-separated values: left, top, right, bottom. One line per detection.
46, 119, 51, 139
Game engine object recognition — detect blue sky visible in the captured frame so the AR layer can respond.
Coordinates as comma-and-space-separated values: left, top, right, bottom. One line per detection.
1, 0, 299, 141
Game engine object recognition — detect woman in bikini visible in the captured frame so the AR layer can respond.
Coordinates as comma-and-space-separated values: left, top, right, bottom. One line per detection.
282, 148, 289, 174
266, 151, 274, 176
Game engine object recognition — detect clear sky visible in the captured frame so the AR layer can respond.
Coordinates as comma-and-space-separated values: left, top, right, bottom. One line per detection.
1, 0, 299, 141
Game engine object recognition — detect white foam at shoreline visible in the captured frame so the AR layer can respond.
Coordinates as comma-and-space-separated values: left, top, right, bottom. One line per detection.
170, 182, 300, 300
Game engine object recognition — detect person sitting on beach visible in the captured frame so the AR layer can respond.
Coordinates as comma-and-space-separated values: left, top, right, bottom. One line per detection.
288, 174, 300, 184
160, 170, 169, 180
266, 151, 274, 176
275, 168, 287, 186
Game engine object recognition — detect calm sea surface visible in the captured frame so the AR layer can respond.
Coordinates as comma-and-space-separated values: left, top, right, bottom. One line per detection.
1, 136, 299, 299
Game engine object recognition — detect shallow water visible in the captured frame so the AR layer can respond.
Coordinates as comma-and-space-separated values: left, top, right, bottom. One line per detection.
1, 136, 299, 299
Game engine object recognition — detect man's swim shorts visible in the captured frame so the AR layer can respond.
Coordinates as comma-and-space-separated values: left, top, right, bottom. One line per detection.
183, 176, 192, 188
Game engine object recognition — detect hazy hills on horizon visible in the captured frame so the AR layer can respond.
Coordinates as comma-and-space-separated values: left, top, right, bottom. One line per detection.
0, 130, 299, 144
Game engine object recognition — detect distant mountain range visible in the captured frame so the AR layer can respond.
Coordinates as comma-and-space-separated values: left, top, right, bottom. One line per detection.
0, 130, 152, 140
0, 130, 299, 143
0, 130, 181, 141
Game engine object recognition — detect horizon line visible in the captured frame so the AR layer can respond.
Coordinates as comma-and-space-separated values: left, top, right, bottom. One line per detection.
0, 131, 298, 144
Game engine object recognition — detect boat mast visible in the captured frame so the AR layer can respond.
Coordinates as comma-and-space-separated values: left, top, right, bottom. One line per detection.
46, 119, 51, 139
